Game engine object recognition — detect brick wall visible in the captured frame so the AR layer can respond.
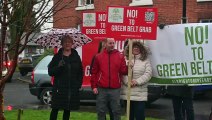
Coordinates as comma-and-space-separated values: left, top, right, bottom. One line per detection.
53, 0, 212, 28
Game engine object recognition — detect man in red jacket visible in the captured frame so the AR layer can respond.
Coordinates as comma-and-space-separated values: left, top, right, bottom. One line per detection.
91, 38, 128, 120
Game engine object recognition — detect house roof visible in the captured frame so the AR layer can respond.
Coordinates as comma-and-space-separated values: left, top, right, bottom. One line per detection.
0, 30, 42, 46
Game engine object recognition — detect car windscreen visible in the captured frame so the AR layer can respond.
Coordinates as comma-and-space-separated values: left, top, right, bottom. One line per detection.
35, 56, 53, 70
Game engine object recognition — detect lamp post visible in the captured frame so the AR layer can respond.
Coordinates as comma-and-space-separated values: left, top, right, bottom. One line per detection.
182, 0, 187, 24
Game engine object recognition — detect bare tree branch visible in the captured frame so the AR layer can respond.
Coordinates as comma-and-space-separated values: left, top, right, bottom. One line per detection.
0, 0, 77, 119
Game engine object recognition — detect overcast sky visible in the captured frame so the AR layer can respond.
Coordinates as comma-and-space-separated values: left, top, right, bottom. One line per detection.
37, 1, 53, 33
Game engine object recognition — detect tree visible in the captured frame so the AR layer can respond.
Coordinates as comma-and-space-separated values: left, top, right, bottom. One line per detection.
0, 0, 74, 119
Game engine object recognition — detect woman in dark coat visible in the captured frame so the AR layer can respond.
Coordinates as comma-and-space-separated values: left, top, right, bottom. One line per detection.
48, 35, 83, 120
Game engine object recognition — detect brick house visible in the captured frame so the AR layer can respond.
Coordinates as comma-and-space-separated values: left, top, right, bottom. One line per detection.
53, 0, 212, 29
3, 31, 44, 58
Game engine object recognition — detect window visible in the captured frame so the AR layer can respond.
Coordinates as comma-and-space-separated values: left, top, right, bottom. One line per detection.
78, 0, 84, 6
76, 0, 94, 10
197, 0, 212, 2
77, 24, 81, 31
86, 0, 94, 5
78, 0, 94, 6
129, 0, 153, 6
200, 19, 212, 23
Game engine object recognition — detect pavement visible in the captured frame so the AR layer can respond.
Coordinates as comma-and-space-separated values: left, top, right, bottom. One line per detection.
17, 74, 31, 84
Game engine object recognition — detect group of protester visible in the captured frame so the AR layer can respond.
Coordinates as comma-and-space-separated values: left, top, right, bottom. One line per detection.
47, 35, 195, 120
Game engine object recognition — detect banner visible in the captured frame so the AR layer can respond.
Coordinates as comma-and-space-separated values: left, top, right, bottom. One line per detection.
147, 23, 212, 85
106, 6, 158, 40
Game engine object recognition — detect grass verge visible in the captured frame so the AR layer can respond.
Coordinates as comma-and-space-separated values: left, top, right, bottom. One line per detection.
4, 109, 162, 120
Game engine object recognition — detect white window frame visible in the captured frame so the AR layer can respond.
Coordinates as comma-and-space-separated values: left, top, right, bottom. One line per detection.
77, 24, 81, 31
197, 0, 212, 2
76, 0, 94, 11
78, 0, 85, 7
129, 0, 153, 6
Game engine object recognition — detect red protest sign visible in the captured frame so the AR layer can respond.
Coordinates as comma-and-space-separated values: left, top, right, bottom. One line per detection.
82, 12, 107, 40
106, 6, 158, 40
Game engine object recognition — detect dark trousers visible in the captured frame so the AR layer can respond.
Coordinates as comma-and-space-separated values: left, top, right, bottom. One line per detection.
172, 96, 194, 120
96, 88, 121, 120
50, 109, 70, 120
129, 101, 145, 120
209, 107, 212, 120
106, 102, 114, 120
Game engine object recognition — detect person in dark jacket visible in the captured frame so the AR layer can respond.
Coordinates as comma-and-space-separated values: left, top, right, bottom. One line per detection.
91, 38, 128, 120
167, 86, 194, 120
48, 35, 83, 120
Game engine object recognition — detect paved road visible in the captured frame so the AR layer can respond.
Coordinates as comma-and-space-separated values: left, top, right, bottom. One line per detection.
4, 74, 42, 109
147, 93, 212, 120
3, 72, 212, 120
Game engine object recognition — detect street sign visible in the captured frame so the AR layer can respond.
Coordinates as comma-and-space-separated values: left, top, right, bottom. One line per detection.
82, 12, 107, 40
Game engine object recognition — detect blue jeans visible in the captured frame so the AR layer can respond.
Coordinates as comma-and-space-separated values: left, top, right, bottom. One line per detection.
131, 101, 145, 120
124, 101, 145, 120
172, 96, 194, 120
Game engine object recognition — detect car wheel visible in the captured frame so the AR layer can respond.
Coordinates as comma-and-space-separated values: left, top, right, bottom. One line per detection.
40, 88, 52, 105
20, 71, 28, 76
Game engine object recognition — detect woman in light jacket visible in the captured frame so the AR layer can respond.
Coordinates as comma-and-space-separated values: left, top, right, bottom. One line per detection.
121, 41, 152, 120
